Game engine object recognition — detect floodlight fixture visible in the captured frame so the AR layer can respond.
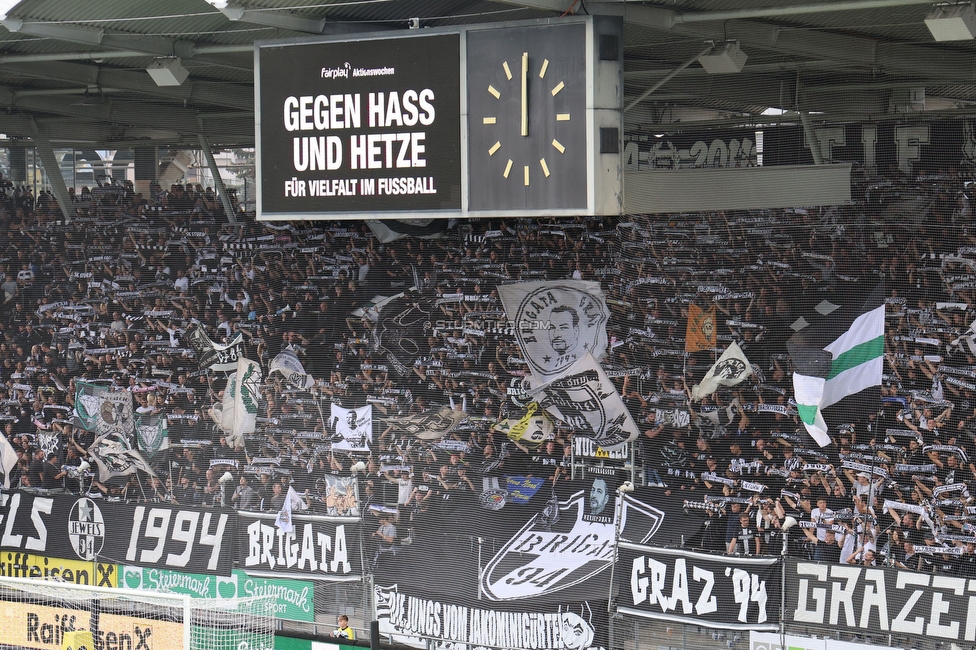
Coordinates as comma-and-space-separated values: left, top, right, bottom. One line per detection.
147, 58, 189, 87
698, 41, 748, 74
925, 3, 976, 41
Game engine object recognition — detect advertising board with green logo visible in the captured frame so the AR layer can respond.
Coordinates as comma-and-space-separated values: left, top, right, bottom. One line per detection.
118, 565, 314, 621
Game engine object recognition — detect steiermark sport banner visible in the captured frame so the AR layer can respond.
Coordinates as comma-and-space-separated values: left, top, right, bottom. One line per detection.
117, 566, 314, 622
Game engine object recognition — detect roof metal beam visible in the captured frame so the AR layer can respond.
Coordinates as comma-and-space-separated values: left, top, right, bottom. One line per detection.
675, 0, 938, 23
588, 2, 976, 82
0, 44, 253, 65
496, 1, 976, 82
502, 0, 937, 25
0, 115, 113, 142
0, 19, 247, 70
0, 91, 252, 135
0, 61, 253, 110
217, 6, 326, 34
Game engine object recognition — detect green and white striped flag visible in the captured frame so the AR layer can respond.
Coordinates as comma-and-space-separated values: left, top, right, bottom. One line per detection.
791, 286, 885, 447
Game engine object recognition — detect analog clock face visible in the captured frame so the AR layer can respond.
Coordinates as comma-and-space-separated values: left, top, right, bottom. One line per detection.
466, 23, 588, 211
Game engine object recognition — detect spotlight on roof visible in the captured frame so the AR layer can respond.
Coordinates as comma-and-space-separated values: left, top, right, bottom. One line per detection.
698, 41, 747, 74
146, 58, 189, 87
925, 3, 976, 41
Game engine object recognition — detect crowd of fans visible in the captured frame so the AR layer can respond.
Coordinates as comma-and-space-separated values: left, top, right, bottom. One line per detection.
0, 169, 976, 572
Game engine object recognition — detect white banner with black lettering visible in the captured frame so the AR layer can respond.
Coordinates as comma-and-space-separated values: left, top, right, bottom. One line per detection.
616, 543, 781, 630
374, 583, 608, 650
786, 558, 976, 643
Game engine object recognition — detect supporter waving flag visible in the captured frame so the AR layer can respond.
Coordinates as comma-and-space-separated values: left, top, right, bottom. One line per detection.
527, 353, 640, 451
491, 402, 554, 448
210, 356, 262, 449
685, 303, 717, 353
231, 357, 262, 449
690, 341, 753, 401
270, 346, 314, 389
330, 403, 372, 451
210, 370, 237, 434
789, 284, 885, 447
275, 485, 306, 533
135, 412, 169, 458
74, 380, 135, 440
0, 433, 17, 489
88, 431, 156, 483
497, 280, 609, 381
186, 326, 243, 372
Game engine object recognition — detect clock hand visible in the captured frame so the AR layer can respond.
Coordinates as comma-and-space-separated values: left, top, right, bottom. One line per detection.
520, 51, 528, 137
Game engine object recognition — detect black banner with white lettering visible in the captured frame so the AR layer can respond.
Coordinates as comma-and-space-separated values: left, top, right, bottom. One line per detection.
761, 121, 976, 174
378, 481, 704, 607
623, 128, 758, 170
0, 491, 235, 575
785, 558, 976, 643
258, 33, 462, 217
236, 511, 362, 580
615, 544, 780, 631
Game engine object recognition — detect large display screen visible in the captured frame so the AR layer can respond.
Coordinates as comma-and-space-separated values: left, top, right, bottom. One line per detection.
257, 34, 462, 218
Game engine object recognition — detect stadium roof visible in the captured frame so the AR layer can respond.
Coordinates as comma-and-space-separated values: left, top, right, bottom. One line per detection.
0, 0, 973, 148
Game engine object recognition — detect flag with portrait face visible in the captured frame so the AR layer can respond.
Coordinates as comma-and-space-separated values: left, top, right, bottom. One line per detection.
497, 280, 609, 381
330, 403, 372, 451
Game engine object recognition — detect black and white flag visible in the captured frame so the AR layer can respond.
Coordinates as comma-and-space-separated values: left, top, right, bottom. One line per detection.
330, 404, 371, 451
527, 353, 640, 450
187, 327, 243, 372
0, 434, 17, 489
497, 280, 609, 381
386, 406, 468, 441
88, 432, 157, 483
691, 341, 753, 401
270, 346, 314, 389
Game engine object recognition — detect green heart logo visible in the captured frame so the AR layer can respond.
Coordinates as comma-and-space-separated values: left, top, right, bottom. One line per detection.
217, 577, 237, 599
124, 568, 141, 589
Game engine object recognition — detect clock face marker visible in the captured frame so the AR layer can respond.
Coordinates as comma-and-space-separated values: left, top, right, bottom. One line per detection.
502, 61, 512, 80
551, 139, 565, 154
556, 113, 570, 121
551, 81, 564, 96
488, 85, 501, 99
503, 159, 513, 178
540, 158, 551, 177
483, 117, 496, 124
520, 52, 529, 137
523, 165, 530, 186
539, 59, 549, 79
488, 141, 501, 156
